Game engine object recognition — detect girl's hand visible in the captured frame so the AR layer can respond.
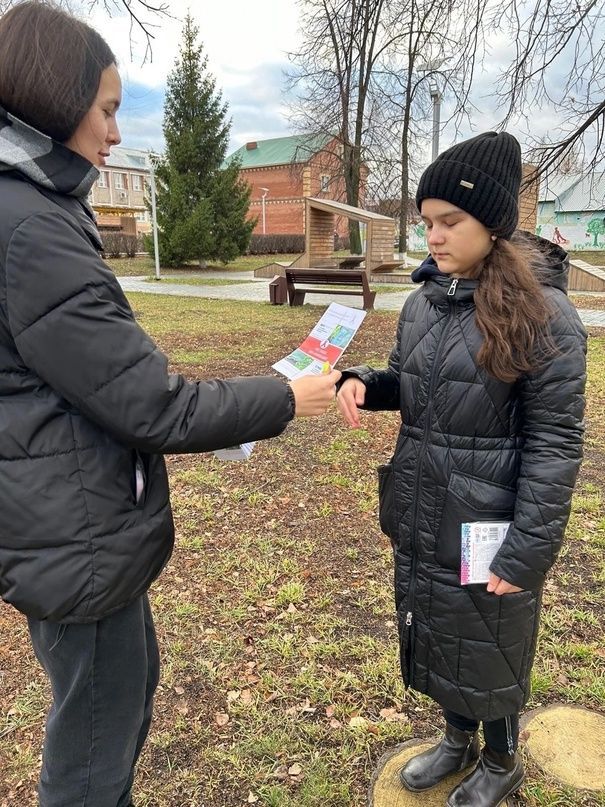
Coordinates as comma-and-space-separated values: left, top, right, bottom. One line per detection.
487, 573, 524, 595
336, 377, 366, 428
288, 370, 341, 417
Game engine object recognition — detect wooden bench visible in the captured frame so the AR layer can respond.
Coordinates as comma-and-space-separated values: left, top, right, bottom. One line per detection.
284, 267, 376, 310
371, 260, 405, 273
337, 255, 365, 270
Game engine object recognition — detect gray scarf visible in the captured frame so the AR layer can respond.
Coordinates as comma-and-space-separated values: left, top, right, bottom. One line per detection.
0, 106, 98, 198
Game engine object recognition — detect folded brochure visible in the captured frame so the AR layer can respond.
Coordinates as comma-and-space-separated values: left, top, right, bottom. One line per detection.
214, 303, 366, 460
460, 521, 510, 584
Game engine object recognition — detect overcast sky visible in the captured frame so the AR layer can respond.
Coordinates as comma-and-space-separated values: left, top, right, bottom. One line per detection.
88, 0, 584, 168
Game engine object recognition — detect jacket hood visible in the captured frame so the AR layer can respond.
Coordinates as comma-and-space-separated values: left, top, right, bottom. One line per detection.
515, 230, 569, 294
411, 230, 570, 294
0, 106, 98, 198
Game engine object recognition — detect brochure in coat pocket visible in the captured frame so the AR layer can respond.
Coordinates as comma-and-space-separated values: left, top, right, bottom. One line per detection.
460, 521, 511, 584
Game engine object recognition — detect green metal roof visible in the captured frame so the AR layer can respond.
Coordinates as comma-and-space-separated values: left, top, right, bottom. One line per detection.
226, 133, 332, 169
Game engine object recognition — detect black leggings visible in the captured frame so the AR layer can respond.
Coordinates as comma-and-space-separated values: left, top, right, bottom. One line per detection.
443, 708, 519, 755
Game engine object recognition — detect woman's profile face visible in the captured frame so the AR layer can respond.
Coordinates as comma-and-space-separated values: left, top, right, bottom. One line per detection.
64, 63, 122, 167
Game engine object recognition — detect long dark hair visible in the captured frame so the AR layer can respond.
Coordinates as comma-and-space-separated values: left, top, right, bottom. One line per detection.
0, 0, 115, 141
472, 235, 555, 383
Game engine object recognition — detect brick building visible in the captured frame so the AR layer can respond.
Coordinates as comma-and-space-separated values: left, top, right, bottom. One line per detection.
88, 146, 152, 235
227, 134, 366, 236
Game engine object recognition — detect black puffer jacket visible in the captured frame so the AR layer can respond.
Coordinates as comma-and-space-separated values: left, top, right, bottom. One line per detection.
343, 240, 586, 720
0, 171, 293, 623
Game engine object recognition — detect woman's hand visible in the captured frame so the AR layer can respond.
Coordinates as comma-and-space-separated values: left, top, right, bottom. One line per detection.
487, 573, 524, 595
336, 377, 366, 428
288, 370, 341, 417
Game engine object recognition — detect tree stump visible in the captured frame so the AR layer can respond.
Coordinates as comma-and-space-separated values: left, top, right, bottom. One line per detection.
520, 703, 605, 791
368, 739, 481, 807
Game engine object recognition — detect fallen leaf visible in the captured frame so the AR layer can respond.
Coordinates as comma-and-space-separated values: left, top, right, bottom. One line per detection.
288, 762, 303, 776
214, 712, 230, 727
247, 792, 259, 804
174, 686, 185, 696
349, 716, 368, 729
227, 690, 240, 704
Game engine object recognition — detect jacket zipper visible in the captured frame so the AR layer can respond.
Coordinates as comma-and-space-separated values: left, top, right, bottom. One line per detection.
404, 281, 458, 686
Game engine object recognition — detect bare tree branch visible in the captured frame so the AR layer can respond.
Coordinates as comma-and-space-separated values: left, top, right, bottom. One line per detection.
2, 0, 173, 62
491, 0, 605, 177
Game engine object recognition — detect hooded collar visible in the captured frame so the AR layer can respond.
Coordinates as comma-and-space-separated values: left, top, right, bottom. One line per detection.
412, 254, 478, 307
411, 231, 571, 308
515, 230, 570, 293
0, 106, 99, 199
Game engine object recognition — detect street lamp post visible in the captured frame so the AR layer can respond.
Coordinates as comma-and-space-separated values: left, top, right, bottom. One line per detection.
429, 83, 442, 160
260, 187, 269, 235
147, 151, 161, 281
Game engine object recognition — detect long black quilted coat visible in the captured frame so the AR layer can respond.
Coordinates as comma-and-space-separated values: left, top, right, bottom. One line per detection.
0, 173, 293, 623
343, 241, 586, 720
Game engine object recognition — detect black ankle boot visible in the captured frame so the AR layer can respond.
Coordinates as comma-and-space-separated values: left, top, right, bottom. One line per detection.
399, 723, 480, 792
446, 745, 525, 806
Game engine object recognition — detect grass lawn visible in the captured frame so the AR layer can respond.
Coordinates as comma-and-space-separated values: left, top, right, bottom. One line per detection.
0, 298, 603, 807
107, 255, 304, 277
143, 276, 258, 287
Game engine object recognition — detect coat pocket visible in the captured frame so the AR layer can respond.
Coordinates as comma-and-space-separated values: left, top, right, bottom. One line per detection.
132, 450, 149, 506
437, 472, 516, 571
377, 463, 397, 542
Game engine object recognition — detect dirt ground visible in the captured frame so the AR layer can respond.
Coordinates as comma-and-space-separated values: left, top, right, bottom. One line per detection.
0, 300, 603, 807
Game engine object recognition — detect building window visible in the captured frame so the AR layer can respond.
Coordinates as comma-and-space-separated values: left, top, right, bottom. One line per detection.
97, 171, 108, 188
114, 173, 127, 190
320, 174, 330, 192
131, 174, 143, 191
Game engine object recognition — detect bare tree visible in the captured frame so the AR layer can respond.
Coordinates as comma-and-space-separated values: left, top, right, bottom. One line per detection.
287, 0, 406, 254
371, 0, 488, 252
492, 0, 605, 180
286, 0, 490, 254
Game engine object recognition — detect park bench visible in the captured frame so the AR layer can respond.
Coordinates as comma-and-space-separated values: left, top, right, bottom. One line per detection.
336, 255, 365, 270
283, 267, 376, 310
371, 260, 405, 272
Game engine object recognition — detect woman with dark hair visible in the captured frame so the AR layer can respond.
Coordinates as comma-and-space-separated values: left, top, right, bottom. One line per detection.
337, 132, 586, 807
0, 2, 340, 804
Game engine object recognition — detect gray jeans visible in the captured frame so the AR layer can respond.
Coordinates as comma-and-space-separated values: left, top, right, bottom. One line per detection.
28, 594, 159, 807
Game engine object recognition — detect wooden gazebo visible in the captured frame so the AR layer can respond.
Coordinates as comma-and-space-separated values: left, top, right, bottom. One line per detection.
299, 197, 399, 273
255, 197, 401, 278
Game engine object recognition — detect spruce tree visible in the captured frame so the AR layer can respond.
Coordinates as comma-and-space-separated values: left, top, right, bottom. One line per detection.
153, 14, 254, 267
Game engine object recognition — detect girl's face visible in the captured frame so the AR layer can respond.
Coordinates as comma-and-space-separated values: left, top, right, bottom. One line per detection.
64, 64, 122, 167
421, 198, 494, 277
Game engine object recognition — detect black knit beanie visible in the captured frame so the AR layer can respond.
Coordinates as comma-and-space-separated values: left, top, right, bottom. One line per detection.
415, 131, 522, 239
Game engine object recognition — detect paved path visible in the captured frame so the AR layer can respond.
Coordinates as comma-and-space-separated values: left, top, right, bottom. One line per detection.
117, 274, 605, 326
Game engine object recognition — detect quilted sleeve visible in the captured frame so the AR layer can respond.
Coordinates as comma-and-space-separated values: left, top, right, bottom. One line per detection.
490, 293, 587, 590
5, 211, 293, 453
338, 303, 408, 410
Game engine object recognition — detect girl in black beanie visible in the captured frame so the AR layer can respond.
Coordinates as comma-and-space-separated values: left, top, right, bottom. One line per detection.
337, 132, 586, 807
